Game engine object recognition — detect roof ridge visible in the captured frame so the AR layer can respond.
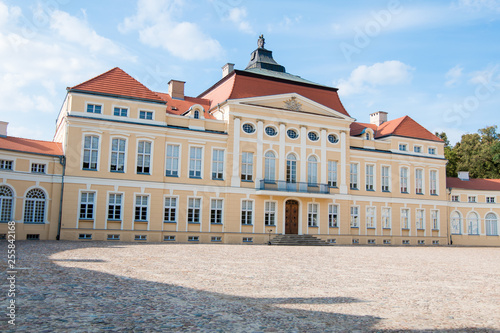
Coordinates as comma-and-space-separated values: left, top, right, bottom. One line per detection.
69, 67, 120, 90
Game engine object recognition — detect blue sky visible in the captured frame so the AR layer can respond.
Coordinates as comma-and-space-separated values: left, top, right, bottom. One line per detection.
1, 0, 499, 144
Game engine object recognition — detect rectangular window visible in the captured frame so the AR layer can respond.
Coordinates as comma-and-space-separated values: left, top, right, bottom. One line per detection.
350, 206, 359, 227
0, 160, 13, 170
401, 209, 410, 229
308, 203, 318, 227
414, 146, 422, 153
31, 163, 46, 173
368, 239, 376, 244
241, 152, 253, 181
350, 163, 358, 190
432, 240, 439, 245
415, 169, 423, 194
366, 165, 374, 191
113, 107, 128, 117
428, 147, 436, 155
264, 201, 276, 226
79, 192, 95, 220
87, 104, 102, 114
137, 141, 151, 174
165, 144, 179, 177
430, 170, 437, 195
135, 235, 147, 241
164, 197, 177, 223
352, 239, 359, 244
110, 138, 126, 172
328, 204, 339, 227
139, 110, 153, 120
243, 237, 253, 243
402, 240, 410, 245
189, 147, 202, 178
187, 198, 201, 223
328, 161, 338, 187
212, 149, 224, 180
241, 200, 253, 225
210, 199, 223, 224
366, 207, 375, 228
107, 234, 120, 240
468, 196, 476, 203
26, 234, 40, 240
383, 239, 391, 245
328, 239, 336, 244
211, 236, 222, 242
399, 144, 407, 151
382, 208, 391, 229
451, 195, 459, 202
134, 195, 148, 221
400, 167, 408, 193
418, 240, 425, 245
164, 235, 175, 241
108, 193, 122, 220
416, 209, 425, 229
83, 135, 99, 170
486, 196, 496, 203
188, 236, 199, 242
381, 166, 390, 192
79, 234, 92, 239
431, 210, 439, 230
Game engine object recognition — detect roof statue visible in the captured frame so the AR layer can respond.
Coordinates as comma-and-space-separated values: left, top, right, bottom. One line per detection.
245, 35, 286, 73
258, 34, 265, 49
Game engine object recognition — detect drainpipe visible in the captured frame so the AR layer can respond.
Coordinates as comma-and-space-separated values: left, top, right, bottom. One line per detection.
56, 155, 66, 240
447, 187, 451, 245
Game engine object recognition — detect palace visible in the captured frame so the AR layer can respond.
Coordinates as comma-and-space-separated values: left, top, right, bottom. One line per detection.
0, 37, 499, 246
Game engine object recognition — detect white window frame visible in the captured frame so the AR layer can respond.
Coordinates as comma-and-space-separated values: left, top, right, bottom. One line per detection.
113, 105, 129, 117
428, 147, 437, 155
431, 210, 439, 230
187, 197, 202, 224
328, 204, 339, 228
307, 203, 319, 227
136, 140, 153, 175
286, 153, 297, 183
0, 159, 14, 170
468, 196, 477, 203
401, 208, 410, 229
429, 170, 438, 195
486, 196, 496, 203
210, 198, 224, 225
328, 160, 338, 187
413, 145, 422, 153
307, 155, 318, 185
241, 199, 254, 225
241, 152, 254, 181
485, 213, 498, 236
416, 209, 425, 230
366, 206, 376, 228
30, 163, 46, 174
450, 211, 462, 234
415, 168, 424, 194
189, 146, 204, 179
109, 137, 127, 173
164, 196, 178, 223
350, 163, 359, 190
81, 133, 101, 171
467, 211, 480, 235
0, 185, 14, 223
134, 194, 149, 222
264, 150, 276, 183
139, 109, 154, 120
85, 102, 103, 114
365, 164, 375, 191
165, 144, 181, 177
79, 191, 96, 220
451, 195, 460, 202
382, 207, 391, 229
381, 165, 390, 192
211, 148, 225, 180
241, 122, 256, 134
264, 201, 277, 226
399, 143, 408, 152
107, 192, 123, 221
400, 167, 409, 193
350, 206, 359, 227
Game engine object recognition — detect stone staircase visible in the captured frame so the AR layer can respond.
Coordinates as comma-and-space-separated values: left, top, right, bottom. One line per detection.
269, 234, 331, 246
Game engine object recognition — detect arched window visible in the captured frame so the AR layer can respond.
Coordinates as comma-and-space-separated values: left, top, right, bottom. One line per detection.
450, 211, 462, 234
286, 154, 297, 183
467, 212, 479, 235
485, 213, 498, 236
264, 151, 276, 182
24, 189, 46, 223
307, 156, 318, 185
365, 132, 370, 140
193, 110, 200, 119
0, 186, 14, 222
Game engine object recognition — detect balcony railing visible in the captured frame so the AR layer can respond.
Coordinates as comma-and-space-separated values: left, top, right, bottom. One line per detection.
259, 180, 330, 194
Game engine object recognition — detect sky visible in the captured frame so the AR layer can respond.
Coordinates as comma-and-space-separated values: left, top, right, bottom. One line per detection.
1, 0, 499, 144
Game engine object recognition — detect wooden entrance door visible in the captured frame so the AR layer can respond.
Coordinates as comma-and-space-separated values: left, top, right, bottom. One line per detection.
285, 200, 299, 234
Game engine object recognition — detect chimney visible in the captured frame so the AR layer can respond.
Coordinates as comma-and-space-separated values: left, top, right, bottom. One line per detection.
0, 121, 8, 137
222, 63, 234, 78
168, 80, 185, 100
370, 111, 388, 126
458, 171, 470, 181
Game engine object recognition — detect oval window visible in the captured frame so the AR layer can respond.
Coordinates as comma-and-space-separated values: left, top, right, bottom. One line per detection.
265, 126, 277, 137
287, 129, 298, 139
328, 134, 339, 144
242, 123, 255, 134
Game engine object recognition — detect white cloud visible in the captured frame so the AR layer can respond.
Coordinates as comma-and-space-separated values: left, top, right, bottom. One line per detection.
227, 7, 253, 35
455, 0, 500, 11
120, 0, 223, 61
336, 61, 414, 96
445, 65, 463, 87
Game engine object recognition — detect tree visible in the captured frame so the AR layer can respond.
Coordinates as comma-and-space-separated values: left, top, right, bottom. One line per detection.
435, 131, 457, 177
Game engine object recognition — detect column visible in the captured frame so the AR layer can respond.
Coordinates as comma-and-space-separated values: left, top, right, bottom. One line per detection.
320, 128, 327, 185
278, 123, 286, 181
231, 117, 241, 187
255, 119, 264, 189
340, 130, 348, 194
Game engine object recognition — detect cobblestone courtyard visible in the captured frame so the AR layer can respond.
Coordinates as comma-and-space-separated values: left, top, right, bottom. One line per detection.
1, 241, 499, 332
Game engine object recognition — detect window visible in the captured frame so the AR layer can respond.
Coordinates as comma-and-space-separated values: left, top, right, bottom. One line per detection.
286, 154, 297, 183
328, 239, 336, 244
264, 201, 276, 226
139, 110, 153, 120
241, 152, 253, 181
382, 208, 391, 229
211, 236, 222, 242
165, 144, 179, 177
189, 147, 203, 178
416, 209, 425, 230
402, 240, 410, 245
31, 163, 46, 173
137, 141, 151, 174
134, 195, 148, 221
193, 110, 200, 119
350, 206, 359, 227
0, 160, 13, 170
352, 239, 359, 244
307, 156, 318, 185
164, 235, 176, 241
82, 135, 99, 170
467, 212, 479, 235
164, 197, 177, 223
450, 211, 462, 234
110, 138, 126, 172
308, 132, 319, 141
328, 134, 338, 144
468, 196, 476, 203
26, 234, 40, 240
350, 163, 358, 190
188, 236, 199, 241
24, 189, 45, 223
308, 203, 318, 227
418, 240, 425, 245
415, 169, 423, 194
400, 167, 408, 193
451, 195, 459, 202
79, 234, 92, 240
187, 198, 201, 224
401, 209, 409, 229
432, 240, 439, 245
329, 204, 338, 227
79, 192, 95, 220
365, 133, 371, 140
242, 123, 255, 134
210, 199, 223, 224
366, 165, 374, 190
414, 146, 422, 153
328, 161, 337, 187
87, 104, 101, 114
135, 235, 147, 241
243, 237, 253, 243
0, 186, 14, 223
399, 144, 407, 151
212, 149, 224, 180
485, 213, 498, 236
107, 234, 120, 240
287, 129, 298, 139
107, 193, 122, 220
264, 151, 276, 182
428, 147, 436, 155
368, 239, 376, 244
113, 107, 128, 117
430, 170, 437, 195
383, 239, 391, 245
381, 166, 390, 192
265, 126, 277, 137
486, 197, 496, 203
431, 210, 439, 230
241, 200, 253, 225
366, 207, 375, 228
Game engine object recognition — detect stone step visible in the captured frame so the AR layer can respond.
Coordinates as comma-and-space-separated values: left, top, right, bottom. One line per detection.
269, 234, 331, 246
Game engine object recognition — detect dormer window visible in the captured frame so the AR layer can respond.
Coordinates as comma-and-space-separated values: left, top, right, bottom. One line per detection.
194, 110, 200, 119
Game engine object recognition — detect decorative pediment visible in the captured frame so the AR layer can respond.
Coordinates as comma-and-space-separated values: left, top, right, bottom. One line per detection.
283, 97, 303, 111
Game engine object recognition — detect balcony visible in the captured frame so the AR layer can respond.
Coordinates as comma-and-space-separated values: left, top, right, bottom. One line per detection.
259, 180, 330, 194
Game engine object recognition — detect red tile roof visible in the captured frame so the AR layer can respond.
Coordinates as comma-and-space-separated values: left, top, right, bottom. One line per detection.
154, 93, 213, 119
198, 70, 350, 117
69, 67, 165, 103
447, 177, 500, 191
0, 136, 63, 156
350, 116, 443, 142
